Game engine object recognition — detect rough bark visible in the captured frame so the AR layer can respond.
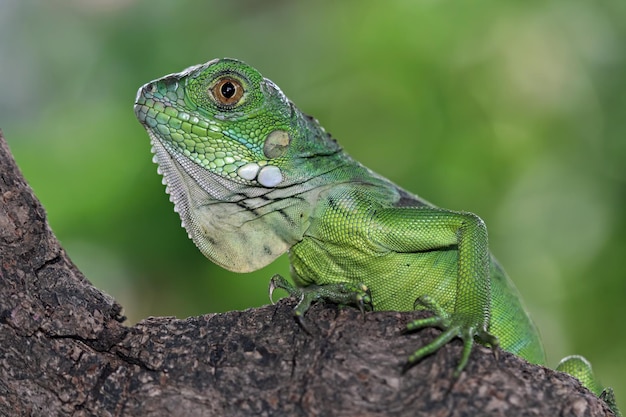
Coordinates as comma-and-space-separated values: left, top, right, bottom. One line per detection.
0, 130, 614, 417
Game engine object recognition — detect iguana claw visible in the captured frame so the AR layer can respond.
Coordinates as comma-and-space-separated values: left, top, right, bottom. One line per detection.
404, 295, 498, 377
269, 274, 298, 304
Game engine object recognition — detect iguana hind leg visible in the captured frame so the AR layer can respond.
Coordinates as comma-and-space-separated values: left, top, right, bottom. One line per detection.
557, 355, 621, 416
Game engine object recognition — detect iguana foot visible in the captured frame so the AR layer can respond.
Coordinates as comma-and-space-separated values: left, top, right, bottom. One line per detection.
269, 274, 373, 325
403, 295, 498, 376
601, 388, 621, 417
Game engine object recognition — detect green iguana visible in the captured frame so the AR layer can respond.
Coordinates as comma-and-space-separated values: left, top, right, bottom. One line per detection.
134, 58, 619, 414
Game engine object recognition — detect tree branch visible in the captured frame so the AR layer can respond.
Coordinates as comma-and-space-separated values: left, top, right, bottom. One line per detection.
0, 130, 614, 416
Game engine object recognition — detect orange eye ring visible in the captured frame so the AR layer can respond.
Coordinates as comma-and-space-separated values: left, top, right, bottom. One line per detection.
211, 77, 244, 107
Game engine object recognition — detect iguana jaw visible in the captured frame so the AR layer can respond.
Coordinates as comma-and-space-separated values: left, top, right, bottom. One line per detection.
147, 127, 317, 272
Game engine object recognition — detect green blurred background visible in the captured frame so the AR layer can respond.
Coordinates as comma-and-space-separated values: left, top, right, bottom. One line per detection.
1, 0, 624, 405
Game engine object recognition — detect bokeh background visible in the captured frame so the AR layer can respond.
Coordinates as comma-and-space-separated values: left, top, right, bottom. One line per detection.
1, 0, 624, 406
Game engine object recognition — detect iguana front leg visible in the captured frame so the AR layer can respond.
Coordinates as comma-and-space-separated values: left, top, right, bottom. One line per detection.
369, 207, 499, 375
279, 204, 499, 375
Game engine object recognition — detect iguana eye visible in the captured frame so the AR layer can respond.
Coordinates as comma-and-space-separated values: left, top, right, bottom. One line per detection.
211, 77, 244, 107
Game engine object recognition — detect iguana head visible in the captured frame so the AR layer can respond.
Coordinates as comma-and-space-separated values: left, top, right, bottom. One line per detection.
135, 58, 341, 189
134, 58, 343, 272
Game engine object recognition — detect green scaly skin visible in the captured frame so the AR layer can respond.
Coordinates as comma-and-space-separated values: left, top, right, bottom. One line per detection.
134, 58, 618, 414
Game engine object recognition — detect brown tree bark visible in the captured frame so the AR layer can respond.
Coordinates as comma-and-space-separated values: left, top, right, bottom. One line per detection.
0, 130, 614, 417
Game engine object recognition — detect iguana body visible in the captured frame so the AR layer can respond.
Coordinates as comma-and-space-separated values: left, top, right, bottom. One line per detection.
134, 58, 618, 413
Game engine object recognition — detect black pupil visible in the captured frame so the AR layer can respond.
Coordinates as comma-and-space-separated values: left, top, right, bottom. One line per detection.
221, 81, 236, 99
